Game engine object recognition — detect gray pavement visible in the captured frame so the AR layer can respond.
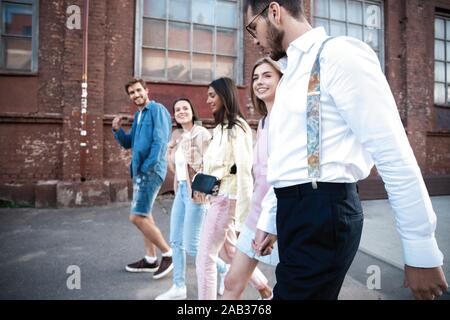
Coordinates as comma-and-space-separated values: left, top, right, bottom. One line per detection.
0, 195, 449, 300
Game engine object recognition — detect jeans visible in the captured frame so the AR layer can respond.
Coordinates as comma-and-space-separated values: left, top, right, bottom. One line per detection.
130, 171, 162, 215
170, 182, 227, 287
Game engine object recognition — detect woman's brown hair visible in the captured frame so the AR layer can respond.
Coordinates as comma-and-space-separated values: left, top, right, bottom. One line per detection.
250, 57, 282, 119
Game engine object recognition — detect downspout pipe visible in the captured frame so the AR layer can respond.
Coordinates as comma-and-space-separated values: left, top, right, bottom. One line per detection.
80, 0, 89, 182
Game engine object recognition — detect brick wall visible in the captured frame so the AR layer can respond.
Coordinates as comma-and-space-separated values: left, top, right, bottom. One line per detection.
0, 123, 62, 181
38, 1, 65, 114
427, 134, 450, 175
0, 0, 449, 207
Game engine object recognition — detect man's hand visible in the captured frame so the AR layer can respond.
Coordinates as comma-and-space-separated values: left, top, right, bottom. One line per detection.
252, 228, 277, 256
403, 265, 448, 300
112, 115, 123, 132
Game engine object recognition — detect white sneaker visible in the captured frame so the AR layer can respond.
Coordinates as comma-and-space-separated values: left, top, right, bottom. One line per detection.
155, 285, 187, 300
217, 264, 230, 296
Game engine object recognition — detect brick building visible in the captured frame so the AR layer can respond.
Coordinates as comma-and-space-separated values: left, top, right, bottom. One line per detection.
0, 0, 449, 207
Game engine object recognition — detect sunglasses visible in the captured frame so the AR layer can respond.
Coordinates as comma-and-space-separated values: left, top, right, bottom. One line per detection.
245, 3, 270, 39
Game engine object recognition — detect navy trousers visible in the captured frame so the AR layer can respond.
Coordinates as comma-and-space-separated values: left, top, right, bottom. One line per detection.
273, 182, 363, 300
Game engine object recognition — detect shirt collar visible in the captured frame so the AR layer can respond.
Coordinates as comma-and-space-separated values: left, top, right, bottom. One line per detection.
141, 100, 153, 111
279, 27, 327, 73
290, 27, 327, 53
278, 56, 288, 73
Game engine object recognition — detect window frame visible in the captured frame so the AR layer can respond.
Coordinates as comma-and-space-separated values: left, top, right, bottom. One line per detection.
134, 0, 244, 85
0, 0, 39, 74
434, 13, 450, 107
310, 0, 385, 69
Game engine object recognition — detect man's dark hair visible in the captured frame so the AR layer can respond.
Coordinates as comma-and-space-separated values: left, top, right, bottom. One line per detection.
124, 78, 147, 94
243, 0, 304, 18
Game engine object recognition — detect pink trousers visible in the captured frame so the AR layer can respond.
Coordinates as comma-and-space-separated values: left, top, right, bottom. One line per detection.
196, 195, 268, 300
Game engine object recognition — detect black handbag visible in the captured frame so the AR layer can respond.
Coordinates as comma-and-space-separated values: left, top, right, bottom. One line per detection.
191, 173, 221, 196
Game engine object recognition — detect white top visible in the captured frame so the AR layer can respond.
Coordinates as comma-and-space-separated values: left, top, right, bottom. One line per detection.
257, 27, 443, 268
174, 145, 187, 182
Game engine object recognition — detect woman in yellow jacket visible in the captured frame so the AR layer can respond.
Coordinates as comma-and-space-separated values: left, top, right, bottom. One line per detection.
196, 77, 269, 300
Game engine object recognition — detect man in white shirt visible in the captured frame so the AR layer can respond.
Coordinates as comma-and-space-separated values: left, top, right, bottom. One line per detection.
244, 0, 448, 300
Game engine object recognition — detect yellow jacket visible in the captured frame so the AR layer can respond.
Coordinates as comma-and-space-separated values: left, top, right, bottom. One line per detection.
203, 118, 253, 231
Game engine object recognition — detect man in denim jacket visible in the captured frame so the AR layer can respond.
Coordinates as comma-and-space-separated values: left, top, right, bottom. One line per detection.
112, 78, 173, 280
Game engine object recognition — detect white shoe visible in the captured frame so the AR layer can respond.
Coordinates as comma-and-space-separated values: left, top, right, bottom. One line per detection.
155, 285, 187, 300
217, 264, 230, 296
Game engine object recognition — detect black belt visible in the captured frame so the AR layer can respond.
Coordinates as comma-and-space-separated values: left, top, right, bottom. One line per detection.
274, 182, 357, 198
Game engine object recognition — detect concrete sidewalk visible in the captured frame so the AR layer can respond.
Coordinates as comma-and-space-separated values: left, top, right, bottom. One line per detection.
359, 196, 450, 282
0, 195, 448, 300
343, 195, 450, 300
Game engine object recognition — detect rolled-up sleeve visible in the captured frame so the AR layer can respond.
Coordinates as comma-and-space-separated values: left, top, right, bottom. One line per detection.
113, 127, 132, 149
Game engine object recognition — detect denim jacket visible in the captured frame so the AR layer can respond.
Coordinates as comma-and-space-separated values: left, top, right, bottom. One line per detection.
113, 100, 172, 181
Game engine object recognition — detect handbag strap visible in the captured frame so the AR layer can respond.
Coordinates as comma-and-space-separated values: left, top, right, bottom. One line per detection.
306, 37, 334, 189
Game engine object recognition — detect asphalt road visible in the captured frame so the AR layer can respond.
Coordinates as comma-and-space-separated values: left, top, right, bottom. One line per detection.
0, 195, 448, 300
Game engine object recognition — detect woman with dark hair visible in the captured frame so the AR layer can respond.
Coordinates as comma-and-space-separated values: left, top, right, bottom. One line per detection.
195, 77, 266, 300
155, 98, 227, 300
223, 58, 282, 300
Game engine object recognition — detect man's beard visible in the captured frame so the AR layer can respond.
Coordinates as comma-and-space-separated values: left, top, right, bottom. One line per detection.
134, 97, 147, 108
267, 23, 286, 61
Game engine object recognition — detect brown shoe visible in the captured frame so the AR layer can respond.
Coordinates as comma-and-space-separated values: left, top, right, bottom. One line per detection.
153, 256, 173, 279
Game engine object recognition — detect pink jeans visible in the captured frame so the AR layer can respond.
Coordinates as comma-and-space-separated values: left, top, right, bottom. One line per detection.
196, 195, 268, 300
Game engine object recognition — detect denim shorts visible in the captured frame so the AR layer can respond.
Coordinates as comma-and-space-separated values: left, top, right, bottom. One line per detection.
130, 171, 163, 216
236, 224, 279, 266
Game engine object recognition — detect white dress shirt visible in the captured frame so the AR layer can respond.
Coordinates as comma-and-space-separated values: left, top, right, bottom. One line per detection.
257, 27, 443, 268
